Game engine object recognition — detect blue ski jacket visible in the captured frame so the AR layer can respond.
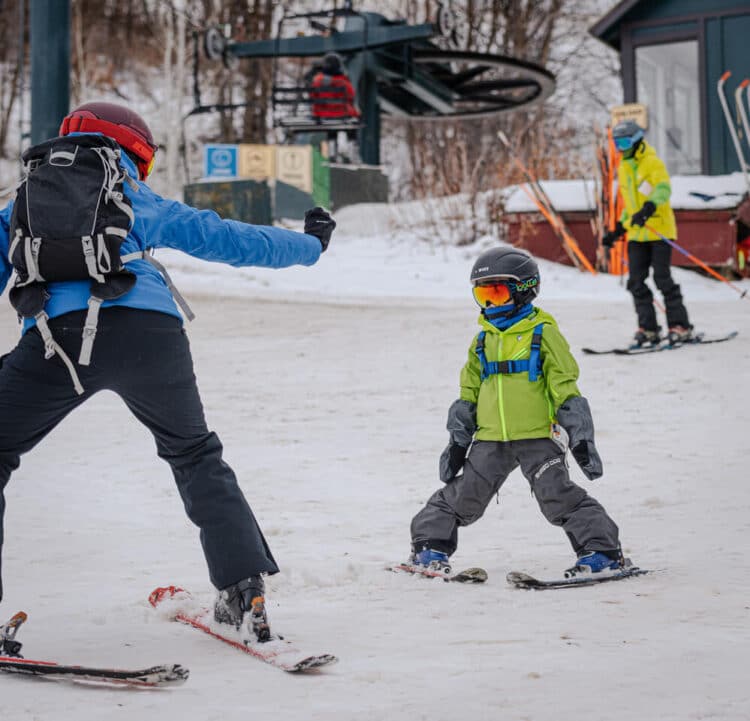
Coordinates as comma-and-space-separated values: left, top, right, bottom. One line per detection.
0, 138, 322, 333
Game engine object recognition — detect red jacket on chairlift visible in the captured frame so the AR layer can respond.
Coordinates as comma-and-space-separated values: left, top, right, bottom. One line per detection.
310, 72, 360, 120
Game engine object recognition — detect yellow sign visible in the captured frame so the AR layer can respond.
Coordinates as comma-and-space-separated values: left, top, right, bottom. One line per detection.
276, 146, 313, 194
610, 103, 648, 129
239, 144, 276, 180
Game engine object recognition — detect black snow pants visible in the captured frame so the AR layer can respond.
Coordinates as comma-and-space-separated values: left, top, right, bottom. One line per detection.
411, 439, 620, 557
627, 239, 690, 331
0, 308, 278, 602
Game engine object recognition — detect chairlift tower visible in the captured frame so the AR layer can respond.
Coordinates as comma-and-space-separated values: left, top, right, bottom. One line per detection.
30, 0, 70, 144
196, 3, 555, 165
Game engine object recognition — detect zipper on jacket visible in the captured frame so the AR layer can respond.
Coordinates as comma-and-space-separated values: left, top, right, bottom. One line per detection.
495, 331, 509, 440
625, 158, 646, 242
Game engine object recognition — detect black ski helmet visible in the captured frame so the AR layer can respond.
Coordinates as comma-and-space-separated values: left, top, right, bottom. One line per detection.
322, 52, 344, 75
470, 247, 540, 305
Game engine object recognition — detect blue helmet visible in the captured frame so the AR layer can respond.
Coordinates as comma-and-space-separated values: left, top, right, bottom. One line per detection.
612, 120, 645, 153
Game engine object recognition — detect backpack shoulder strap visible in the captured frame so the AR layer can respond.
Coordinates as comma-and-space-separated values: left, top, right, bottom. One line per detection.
475, 323, 546, 382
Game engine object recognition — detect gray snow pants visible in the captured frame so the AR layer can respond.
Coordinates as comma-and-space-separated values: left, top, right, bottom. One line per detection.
0, 308, 279, 602
411, 438, 619, 557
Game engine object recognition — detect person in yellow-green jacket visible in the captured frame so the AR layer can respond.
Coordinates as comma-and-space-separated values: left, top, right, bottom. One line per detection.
603, 120, 692, 346
408, 247, 626, 578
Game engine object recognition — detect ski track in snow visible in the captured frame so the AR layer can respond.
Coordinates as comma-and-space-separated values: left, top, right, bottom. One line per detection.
0, 226, 749, 721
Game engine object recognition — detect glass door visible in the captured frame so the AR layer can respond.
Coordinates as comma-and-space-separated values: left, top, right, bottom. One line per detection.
635, 40, 701, 175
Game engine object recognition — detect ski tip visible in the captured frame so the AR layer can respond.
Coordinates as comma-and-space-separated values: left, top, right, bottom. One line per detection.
506, 571, 536, 586
287, 654, 339, 673
148, 586, 189, 608
166, 663, 191, 683
450, 567, 488, 583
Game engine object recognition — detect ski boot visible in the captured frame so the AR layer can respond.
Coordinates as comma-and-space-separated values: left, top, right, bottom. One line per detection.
633, 327, 661, 347
214, 576, 271, 642
667, 325, 692, 345
0, 611, 26, 657
410, 548, 452, 574
564, 551, 624, 579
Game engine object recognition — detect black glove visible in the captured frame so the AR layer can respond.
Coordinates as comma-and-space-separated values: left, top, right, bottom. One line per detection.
304, 207, 336, 252
570, 441, 603, 481
630, 200, 656, 227
439, 442, 468, 483
602, 221, 625, 248
556, 396, 604, 481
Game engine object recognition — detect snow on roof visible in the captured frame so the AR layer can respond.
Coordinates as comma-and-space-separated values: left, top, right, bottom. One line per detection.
504, 172, 747, 214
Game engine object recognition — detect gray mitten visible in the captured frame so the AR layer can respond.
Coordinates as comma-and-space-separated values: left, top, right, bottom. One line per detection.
438, 399, 477, 483
556, 396, 603, 480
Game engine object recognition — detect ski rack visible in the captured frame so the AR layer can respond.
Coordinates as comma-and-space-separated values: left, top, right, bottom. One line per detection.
717, 71, 750, 192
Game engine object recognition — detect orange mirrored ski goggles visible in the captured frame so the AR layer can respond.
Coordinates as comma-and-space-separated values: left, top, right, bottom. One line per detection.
472, 281, 514, 307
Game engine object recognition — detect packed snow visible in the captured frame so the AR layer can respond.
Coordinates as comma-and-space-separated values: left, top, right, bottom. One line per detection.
1, 203, 749, 720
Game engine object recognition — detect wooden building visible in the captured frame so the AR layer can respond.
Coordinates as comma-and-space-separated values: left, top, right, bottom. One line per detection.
506, 0, 750, 276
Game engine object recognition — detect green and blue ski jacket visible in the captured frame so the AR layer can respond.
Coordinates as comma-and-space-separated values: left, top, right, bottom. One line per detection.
459, 307, 581, 441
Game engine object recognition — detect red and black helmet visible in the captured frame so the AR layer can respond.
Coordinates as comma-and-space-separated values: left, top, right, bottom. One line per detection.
59, 102, 157, 179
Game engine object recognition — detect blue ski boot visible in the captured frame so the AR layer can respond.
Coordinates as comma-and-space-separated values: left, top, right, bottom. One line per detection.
410, 548, 452, 574
565, 551, 623, 578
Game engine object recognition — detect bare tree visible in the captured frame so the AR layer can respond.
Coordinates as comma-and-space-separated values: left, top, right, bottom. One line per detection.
0, 0, 25, 159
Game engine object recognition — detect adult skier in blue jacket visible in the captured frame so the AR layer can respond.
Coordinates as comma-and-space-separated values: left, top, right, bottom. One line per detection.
0, 102, 336, 642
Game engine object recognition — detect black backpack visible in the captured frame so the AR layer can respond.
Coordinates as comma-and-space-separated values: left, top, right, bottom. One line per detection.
8, 134, 139, 391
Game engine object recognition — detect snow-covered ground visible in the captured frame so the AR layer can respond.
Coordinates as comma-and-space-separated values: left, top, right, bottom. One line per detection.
1, 207, 749, 720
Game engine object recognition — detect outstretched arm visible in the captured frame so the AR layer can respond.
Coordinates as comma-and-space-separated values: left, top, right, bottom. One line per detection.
129, 184, 323, 268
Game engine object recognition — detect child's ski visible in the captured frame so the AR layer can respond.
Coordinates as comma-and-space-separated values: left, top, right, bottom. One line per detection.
0, 609, 187, 687
149, 586, 337, 673
582, 331, 737, 356
506, 566, 649, 590
386, 564, 488, 584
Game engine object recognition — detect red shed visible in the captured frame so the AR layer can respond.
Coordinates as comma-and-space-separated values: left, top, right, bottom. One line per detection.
504, 176, 746, 275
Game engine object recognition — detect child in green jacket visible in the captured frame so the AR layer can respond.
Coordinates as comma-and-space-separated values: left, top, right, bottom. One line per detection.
409, 247, 624, 577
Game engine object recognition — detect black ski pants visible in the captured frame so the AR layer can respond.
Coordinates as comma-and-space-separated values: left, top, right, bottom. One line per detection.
0, 308, 278, 602
627, 240, 690, 331
411, 439, 620, 558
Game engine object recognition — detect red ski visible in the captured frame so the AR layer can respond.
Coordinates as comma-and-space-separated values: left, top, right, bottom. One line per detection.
0, 656, 188, 687
0, 610, 187, 687
149, 586, 337, 673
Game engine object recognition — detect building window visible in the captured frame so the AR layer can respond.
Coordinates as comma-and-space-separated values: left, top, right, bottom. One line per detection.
635, 40, 701, 175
